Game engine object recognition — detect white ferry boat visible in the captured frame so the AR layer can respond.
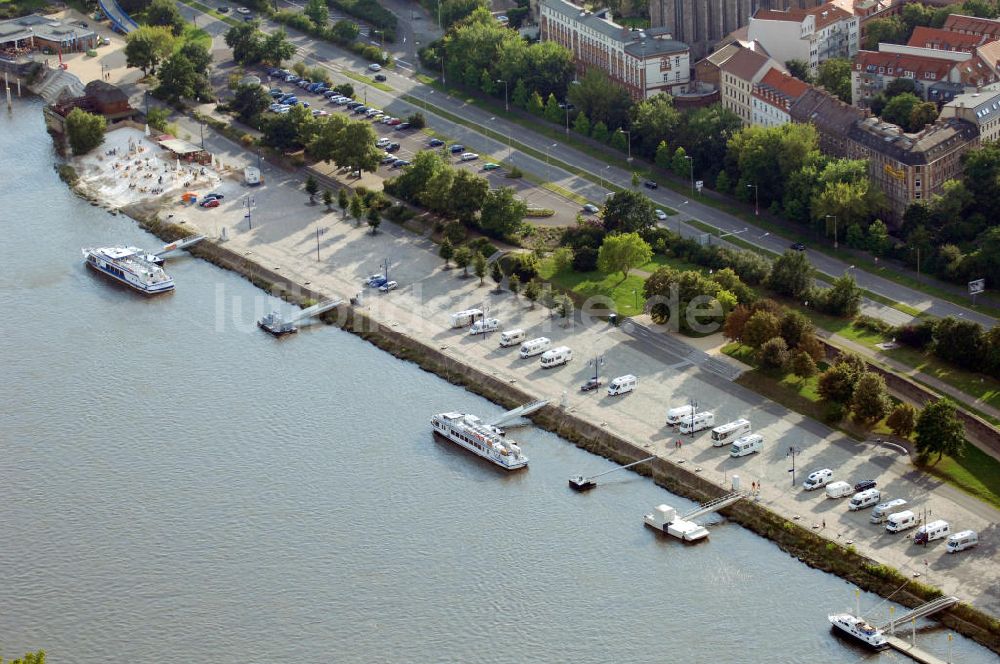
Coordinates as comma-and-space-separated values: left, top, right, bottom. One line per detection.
828, 613, 889, 649
82, 246, 175, 294
430, 412, 528, 470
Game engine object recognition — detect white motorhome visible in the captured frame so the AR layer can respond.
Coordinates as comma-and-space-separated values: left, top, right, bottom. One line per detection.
825, 481, 853, 499
946, 530, 978, 553
849, 489, 881, 511
499, 329, 525, 347
469, 318, 500, 335
730, 433, 763, 458
803, 468, 833, 491
914, 520, 950, 545
540, 346, 572, 368
450, 309, 483, 328
679, 411, 715, 434
710, 418, 751, 447
885, 510, 918, 533
244, 166, 262, 186
607, 375, 637, 396
519, 337, 551, 358
870, 498, 908, 524
665, 405, 695, 427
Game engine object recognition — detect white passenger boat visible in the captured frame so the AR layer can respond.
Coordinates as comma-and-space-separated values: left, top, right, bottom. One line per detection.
430, 411, 528, 470
82, 246, 175, 294
828, 613, 889, 649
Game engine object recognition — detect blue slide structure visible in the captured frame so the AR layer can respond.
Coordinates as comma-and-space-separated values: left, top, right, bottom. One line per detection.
98, 0, 140, 34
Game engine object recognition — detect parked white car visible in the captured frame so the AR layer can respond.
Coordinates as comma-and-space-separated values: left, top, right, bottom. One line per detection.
379, 280, 398, 293
460, 152, 479, 161
376, 138, 391, 148
368, 63, 382, 72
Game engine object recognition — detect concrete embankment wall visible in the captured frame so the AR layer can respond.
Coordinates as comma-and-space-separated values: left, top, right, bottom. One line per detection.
128, 210, 1000, 655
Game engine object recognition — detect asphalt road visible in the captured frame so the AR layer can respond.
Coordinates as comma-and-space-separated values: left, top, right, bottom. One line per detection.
178, 0, 995, 327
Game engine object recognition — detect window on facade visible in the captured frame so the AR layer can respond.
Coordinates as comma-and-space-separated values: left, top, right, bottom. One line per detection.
660, 57, 670, 72
879, 66, 884, 73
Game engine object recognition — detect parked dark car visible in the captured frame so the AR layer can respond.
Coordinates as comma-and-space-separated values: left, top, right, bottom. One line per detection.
790, 242, 806, 251
428, 138, 444, 147
643, 180, 658, 190
394, 122, 411, 131
353, 106, 369, 114
580, 377, 602, 392
374, 74, 387, 82
854, 480, 878, 493
386, 142, 401, 153
449, 144, 464, 153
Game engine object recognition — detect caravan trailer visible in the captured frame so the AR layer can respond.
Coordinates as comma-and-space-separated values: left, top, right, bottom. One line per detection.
710, 419, 751, 447
450, 309, 483, 328
870, 498, 908, 524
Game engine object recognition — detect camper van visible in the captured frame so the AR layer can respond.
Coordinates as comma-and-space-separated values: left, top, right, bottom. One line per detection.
849, 489, 881, 511
607, 375, 637, 396
244, 166, 262, 186
710, 418, 751, 447
499, 329, 525, 347
730, 434, 763, 458
803, 468, 833, 491
870, 498, 908, 524
519, 337, 551, 358
946, 530, 978, 553
450, 309, 483, 328
679, 411, 715, 434
885, 510, 918, 533
665, 405, 695, 427
825, 481, 853, 499
469, 318, 500, 335
540, 346, 573, 368
914, 520, 951, 545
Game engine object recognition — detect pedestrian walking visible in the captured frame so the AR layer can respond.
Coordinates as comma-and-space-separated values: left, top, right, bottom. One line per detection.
822, 519, 826, 529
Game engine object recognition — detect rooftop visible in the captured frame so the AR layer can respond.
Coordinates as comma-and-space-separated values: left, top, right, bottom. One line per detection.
719, 47, 774, 81
942, 89, 1000, 123
789, 86, 865, 137
854, 49, 959, 80
848, 116, 979, 165
753, 67, 811, 106
0, 13, 95, 46
908, 26, 989, 52
541, 0, 689, 56
943, 13, 1000, 38
752, 1, 853, 30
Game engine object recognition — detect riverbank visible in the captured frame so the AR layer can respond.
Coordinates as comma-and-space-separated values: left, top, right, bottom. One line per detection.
119, 203, 1000, 654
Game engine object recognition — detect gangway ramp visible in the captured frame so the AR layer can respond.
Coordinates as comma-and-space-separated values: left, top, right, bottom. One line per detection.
155, 234, 205, 257
569, 455, 655, 491
288, 298, 343, 324
681, 491, 744, 521
487, 400, 549, 428
878, 596, 960, 631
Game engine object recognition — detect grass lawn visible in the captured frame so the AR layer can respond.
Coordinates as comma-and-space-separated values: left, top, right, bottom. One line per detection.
926, 444, 1000, 512
178, 24, 212, 52
538, 259, 647, 317
637, 253, 709, 275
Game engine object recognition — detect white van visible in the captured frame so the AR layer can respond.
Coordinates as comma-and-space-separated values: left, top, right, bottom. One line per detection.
946, 530, 978, 553
469, 318, 500, 335
450, 308, 483, 328
665, 405, 695, 427
519, 337, 551, 358
885, 510, 918, 533
730, 433, 763, 458
711, 418, 751, 447
499, 329, 525, 347
679, 411, 715, 434
849, 488, 881, 511
803, 469, 833, 491
540, 346, 573, 368
607, 374, 637, 396
825, 481, 853, 499
914, 520, 950, 545
870, 498, 908, 524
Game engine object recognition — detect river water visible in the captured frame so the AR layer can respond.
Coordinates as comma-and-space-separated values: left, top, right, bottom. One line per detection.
0, 98, 993, 664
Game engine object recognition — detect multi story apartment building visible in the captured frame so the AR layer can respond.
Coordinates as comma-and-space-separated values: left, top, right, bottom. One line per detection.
942, 13, 1000, 41
747, 1, 860, 73
540, 0, 691, 99
940, 89, 1000, 143
720, 46, 786, 124
751, 67, 812, 126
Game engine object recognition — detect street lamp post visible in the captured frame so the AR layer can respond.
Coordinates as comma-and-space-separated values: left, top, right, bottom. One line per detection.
565, 105, 570, 135
787, 446, 802, 487
747, 182, 759, 216
545, 143, 557, 181
496, 79, 508, 112
684, 155, 694, 196
619, 129, 632, 161
826, 214, 838, 250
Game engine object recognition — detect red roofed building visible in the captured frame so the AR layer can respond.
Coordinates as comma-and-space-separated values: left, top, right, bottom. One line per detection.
851, 49, 964, 106
907, 26, 989, 52
751, 67, 812, 126
942, 13, 1000, 41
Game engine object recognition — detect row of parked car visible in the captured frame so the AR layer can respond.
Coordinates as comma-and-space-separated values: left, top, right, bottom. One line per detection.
801, 469, 979, 552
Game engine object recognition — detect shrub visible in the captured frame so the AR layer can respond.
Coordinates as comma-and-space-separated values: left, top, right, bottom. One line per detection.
758, 337, 790, 370
853, 314, 893, 335
467, 237, 498, 258
443, 221, 467, 244
503, 253, 540, 282
894, 319, 935, 349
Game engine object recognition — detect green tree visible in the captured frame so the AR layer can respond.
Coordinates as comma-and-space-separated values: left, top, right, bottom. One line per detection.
420, 167, 454, 214
231, 83, 271, 122
882, 92, 920, 127
818, 273, 863, 317
3, 650, 46, 664
557, 293, 574, 319
790, 349, 818, 381
743, 309, 781, 349
766, 250, 813, 298
349, 193, 365, 225
851, 372, 891, 423
305, 174, 319, 203
909, 101, 938, 132
759, 336, 790, 369
64, 107, 105, 155
332, 19, 360, 41
391, 149, 447, 202
573, 112, 591, 136
508, 273, 521, 295
322, 188, 333, 211
863, 15, 907, 49
338, 187, 349, 218
305, 0, 329, 27
597, 232, 653, 281
630, 93, 681, 157
479, 186, 527, 238
147, 0, 185, 35
367, 205, 381, 233
439, 237, 455, 267
886, 402, 917, 438
448, 169, 489, 223
524, 279, 541, 307
490, 260, 504, 289
817, 362, 862, 404
480, 69, 496, 95
261, 29, 297, 67
816, 57, 852, 103
655, 140, 672, 170
544, 92, 562, 124
867, 219, 890, 256
914, 399, 967, 464
785, 58, 814, 83
779, 309, 812, 348
671, 146, 689, 179
566, 68, 631, 129
155, 53, 198, 102
527, 90, 545, 116
309, 118, 381, 174
552, 246, 574, 273
179, 40, 212, 74
722, 305, 752, 343
590, 120, 610, 143
602, 189, 655, 234
715, 169, 731, 193
610, 130, 627, 152
125, 25, 175, 75
511, 79, 528, 108
473, 252, 488, 285
146, 106, 170, 132
224, 21, 263, 65
454, 245, 473, 276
